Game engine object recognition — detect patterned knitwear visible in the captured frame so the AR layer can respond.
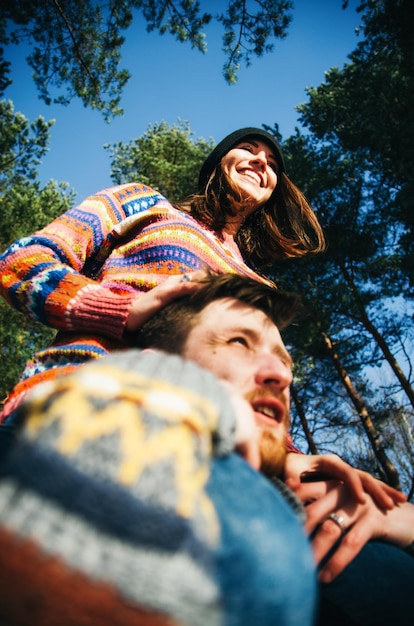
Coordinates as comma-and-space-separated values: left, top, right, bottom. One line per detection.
0, 183, 274, 419
0, 350, 240, 626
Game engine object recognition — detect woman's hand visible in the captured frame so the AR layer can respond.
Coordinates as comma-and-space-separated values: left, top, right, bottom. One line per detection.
125, 270, 207, 331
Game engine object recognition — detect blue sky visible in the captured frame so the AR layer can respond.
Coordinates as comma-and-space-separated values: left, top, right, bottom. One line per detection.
6, 0, 363, 203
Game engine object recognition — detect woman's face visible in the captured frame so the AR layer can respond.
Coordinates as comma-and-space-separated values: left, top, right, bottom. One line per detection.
220, 139, 279, 214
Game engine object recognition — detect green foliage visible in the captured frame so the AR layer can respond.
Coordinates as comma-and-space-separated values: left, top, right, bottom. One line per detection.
0, 99, 75, 248
0, 304, 56, 407
217, 0, 293, 83
0, 100, 74, 398
105, 119, 214, 202
140, 0, 210, 51
287, 1, 414, 482
297, 0, 414, 288
0, 179, 75, 250
0, 0, 293, 118
1, 0, 130, 120
270, 126, 414, 489
0, 99, 54, 191
299, 0, 413, 176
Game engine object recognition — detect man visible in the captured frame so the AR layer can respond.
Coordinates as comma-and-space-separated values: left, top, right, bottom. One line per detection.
0, 275, 317, 626
133, 271, 414, 625
0, 273, 412, 625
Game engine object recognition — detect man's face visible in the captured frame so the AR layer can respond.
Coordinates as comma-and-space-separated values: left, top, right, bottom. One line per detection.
182, 298, 292, 472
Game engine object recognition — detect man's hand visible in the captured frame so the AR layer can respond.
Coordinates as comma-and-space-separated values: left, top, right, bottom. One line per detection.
283, 453, 410, 582
284, 452, 405, 510
304, 484, 414, 583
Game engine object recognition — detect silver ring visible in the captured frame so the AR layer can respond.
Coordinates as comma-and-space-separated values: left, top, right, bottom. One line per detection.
180, 274, 191, 283
328, 512, 347, 534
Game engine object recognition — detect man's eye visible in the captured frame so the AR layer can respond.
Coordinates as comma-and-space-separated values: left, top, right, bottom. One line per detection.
228, 337, 248, 347
241, 144, 253, 153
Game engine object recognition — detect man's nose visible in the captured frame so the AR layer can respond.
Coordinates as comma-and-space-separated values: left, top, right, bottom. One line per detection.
255, 355, 292, 388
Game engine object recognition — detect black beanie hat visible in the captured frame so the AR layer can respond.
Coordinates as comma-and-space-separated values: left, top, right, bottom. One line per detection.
198, 127, 286, 190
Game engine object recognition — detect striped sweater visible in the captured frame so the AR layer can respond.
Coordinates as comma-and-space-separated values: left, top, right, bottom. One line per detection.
0, 182, 274, 418
0, 349, 305, 625
0, 350, 237, 625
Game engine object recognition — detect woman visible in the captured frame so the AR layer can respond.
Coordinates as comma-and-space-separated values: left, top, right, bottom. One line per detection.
0, 127, 325, 419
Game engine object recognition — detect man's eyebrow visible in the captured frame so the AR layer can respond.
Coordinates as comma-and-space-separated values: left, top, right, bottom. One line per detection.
224, 324, 293, 368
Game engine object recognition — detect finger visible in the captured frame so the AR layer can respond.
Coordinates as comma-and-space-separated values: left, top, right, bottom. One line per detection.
290, 481, 330, 507
179, 273, 192, 283
176, 272, 200, 286
158, 272, 204, 301
311, 512, 349, 572
303, 486, 345, 535
318, 516, 372, 583
301, 455, 366, 504
190, 269, 210, 281
168, 271, 208, 294
357, 471, 406, 510
178, 269, 209, 283
126, 274, 205, 331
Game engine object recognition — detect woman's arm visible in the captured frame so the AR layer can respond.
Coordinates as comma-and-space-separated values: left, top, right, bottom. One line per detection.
0, 184, 167, 339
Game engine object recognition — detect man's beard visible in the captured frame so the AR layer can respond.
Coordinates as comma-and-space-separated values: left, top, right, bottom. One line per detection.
259, 427, 288, 479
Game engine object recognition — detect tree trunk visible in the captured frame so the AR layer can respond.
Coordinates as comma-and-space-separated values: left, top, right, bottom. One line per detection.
290, 383, 319, 454
338, 260, 414, 411
322, 331, 401, 489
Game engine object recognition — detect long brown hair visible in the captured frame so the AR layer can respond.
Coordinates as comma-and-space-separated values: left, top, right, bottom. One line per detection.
178, 166, 325, 268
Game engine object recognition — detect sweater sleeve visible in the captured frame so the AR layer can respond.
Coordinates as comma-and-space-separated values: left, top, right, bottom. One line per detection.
0, 184, 166, 340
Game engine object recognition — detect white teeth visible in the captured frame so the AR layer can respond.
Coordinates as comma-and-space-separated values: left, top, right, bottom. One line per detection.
256, 405, 276, 419
243, 171, 260, 184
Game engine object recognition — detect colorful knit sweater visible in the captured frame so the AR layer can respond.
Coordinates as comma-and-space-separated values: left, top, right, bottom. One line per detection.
0, 349, 305, 624
0, 182, 273, 418
0, 350, 238, 625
